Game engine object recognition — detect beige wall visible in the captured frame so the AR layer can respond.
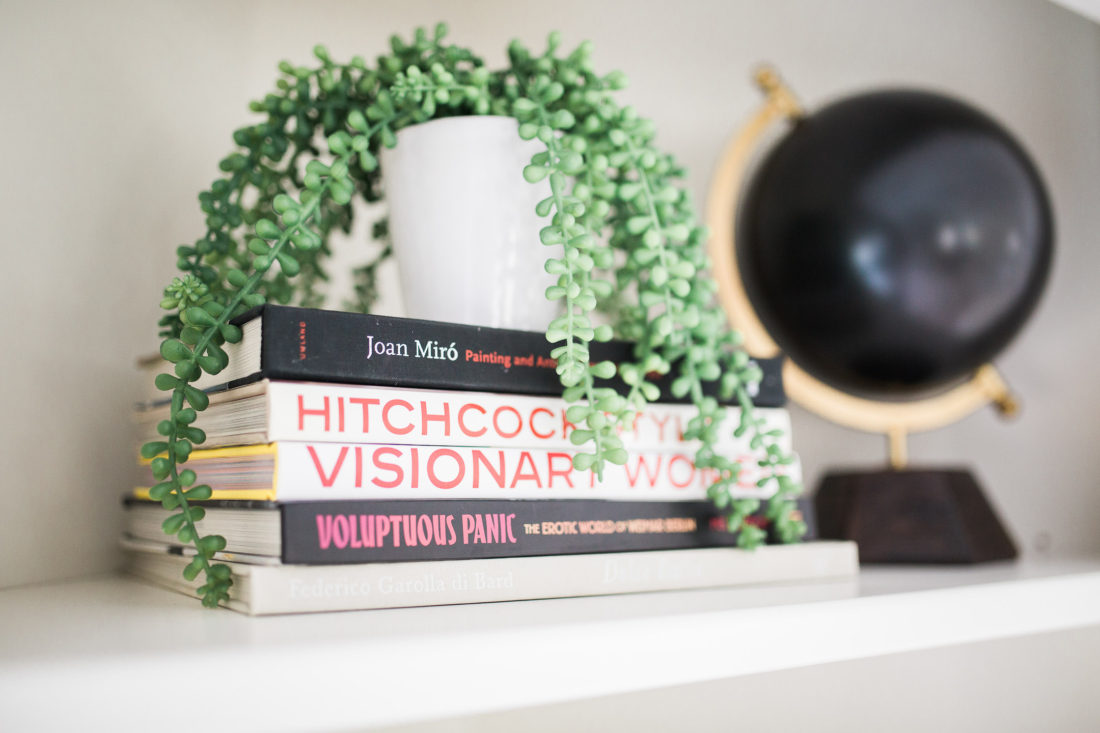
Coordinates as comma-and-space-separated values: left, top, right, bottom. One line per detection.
1, 0, 1098, 587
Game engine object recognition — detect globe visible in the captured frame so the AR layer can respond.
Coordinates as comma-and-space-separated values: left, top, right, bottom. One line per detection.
737, 90, 1054, 398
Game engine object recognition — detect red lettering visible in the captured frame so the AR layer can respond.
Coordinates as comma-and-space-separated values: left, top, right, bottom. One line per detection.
493, 405, 523, 439
472, 449, 506, 488
349, 513, 362, 548
417, 515, 432, 546
332, 514, 349, 548
360, 515, 376, 547
376, 515, 391, 545
427, 448, 464, 489
402, 515, 417, 546
668, 454, 696, 489
529, 407, 555, 439
421, 401, 451, 437
649, 412, 671, 443
547, 452, 575, 488
307, 445, 347, 488
382, 399, 414, 435
510, 451, 542, 487
316, 515, 333, 549
349, 397, 380, 433
457, 403, 487, 437
298, 395, 330, 432
370, 446, 403, 489
623, 454, 663, 488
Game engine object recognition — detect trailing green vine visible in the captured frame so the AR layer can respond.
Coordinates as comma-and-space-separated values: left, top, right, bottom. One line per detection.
144, 25, 805, 608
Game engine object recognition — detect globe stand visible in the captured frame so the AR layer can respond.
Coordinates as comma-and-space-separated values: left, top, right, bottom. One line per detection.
814, 467, 1017, 564
706, 68, 1047, 565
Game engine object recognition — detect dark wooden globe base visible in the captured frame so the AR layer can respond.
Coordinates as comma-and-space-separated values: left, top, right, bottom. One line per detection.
814, 468, 1017, 564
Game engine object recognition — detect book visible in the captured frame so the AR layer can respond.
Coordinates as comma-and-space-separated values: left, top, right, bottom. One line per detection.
134, 379, 792, 452
141, 304, 786, 407
124, 540, 859, 615
122, 497, 818, 564
136, 442, 800, 502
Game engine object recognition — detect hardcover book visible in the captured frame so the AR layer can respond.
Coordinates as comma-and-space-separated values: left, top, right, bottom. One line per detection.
136, 441, 800, 502
124, 540, 859, 615
123, 497, 818, 564
134, 379, 792, 452
140, 305, 785, 406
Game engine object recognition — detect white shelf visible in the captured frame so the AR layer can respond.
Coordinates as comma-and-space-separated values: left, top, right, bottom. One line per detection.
3, 558, 1100, 732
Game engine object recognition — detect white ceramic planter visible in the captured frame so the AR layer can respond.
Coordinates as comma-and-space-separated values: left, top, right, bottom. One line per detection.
381, 116, 557, 330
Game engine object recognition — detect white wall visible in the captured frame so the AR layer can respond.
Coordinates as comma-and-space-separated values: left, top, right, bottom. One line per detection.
1, 0, 1098, 587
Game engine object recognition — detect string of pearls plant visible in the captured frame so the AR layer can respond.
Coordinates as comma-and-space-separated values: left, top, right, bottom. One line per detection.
143, 25, 806, 608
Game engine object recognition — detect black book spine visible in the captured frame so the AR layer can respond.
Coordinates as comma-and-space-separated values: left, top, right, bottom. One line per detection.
250, 305, 785, 407
280, 498, 815, 564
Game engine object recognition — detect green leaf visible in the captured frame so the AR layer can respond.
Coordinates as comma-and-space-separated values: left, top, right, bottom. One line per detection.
183, 385, 210, 411
572, 452, 596, 471
174, 359, 198, 381
226, 269, 249, 287
513, 98, 537, 116
154, 373, 180, 391
380, 126, 397, 148
358, 151, 378, 172
161, 513, 185, 535
604, 449, 629, 465
626, 216, 651, 235
255, 219, 281, 240
140, 442, 167, 459
523, 164, 549, 183
183, 556, 205, 582
148, 481, 174, 501
209, 564, 231, 580
173, 440, 192, 462
183, 307, 216, 327
198, 535, 228, 555
186, 485, 213, 501
590, 361, 616, 380
150, 457, 171, 480
276, 251, 300, 276
181, 426, 206, 444
219, 323, 243, 343
159, 339, 190, 363
348, 109, 368, 132
327, 132, 350, 155
180, 327, 203, 346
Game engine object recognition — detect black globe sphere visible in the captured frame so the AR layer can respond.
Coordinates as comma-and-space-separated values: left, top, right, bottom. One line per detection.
738, 90, 1053, 397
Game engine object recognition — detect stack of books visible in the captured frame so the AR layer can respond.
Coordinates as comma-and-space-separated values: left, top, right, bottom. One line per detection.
127, 305, 857, 614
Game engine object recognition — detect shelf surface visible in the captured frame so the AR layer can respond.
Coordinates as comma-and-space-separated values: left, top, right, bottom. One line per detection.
3, 557, 1100, 731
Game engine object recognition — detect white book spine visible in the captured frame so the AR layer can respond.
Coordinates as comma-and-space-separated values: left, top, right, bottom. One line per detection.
272, 442, 800, 501
265, 381, 791, 452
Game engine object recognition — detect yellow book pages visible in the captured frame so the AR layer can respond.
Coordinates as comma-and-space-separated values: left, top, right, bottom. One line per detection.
137, 443, 278, 464
135, 443, 278, 501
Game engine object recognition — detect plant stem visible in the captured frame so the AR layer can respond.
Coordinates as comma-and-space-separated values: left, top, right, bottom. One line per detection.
536, 106, 606, 480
